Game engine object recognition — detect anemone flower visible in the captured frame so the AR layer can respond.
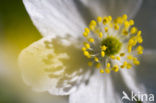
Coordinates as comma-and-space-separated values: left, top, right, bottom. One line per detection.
19, 0, 156, 103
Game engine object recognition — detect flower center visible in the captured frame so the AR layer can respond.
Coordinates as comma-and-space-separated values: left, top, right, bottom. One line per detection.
101, 36, 122, 56
81, 14, 143, 74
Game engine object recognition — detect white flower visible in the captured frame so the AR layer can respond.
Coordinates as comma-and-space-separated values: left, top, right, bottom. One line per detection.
18, 0, 156, 103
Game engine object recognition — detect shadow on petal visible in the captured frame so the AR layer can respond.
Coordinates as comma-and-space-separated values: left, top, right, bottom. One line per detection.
18, 36, 92, 95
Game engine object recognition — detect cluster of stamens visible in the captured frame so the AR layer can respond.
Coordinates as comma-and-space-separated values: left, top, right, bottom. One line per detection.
82, 14, 143, 74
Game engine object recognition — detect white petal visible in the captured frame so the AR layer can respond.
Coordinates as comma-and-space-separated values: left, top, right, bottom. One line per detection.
120, 69, 146, 93
69, 70, 121, 103
23, 0, 142, 38
18, 36, 90, 95
135, 50, 156, 91
23, 0, 86, 37
82, 0, 142, 18
142, 49, 156, 64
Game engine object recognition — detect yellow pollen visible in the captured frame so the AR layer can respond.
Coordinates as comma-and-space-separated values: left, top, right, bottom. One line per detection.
88, 62, 93, 66
90, 20, 97, 26
128, 45, 132, 53
122, 14, 127, 20
110, 55, 115, 59
122, 29, 128, 35
84, 51, 90, 57
96, 63, 101, 68
136, 45, 143, 54
129, 39, 134, 45
105, 68, 110, 74
133, 60, 140, 65
130, 27, 137, 34
94, 57, 99, 62
121, 61, 128, 69
85, 28, 90, 34
98, 32, 103, 38
108, 16, 112, 21
113, 65, 119, 72
137, 36, 143, 43
83, 32, 88, 37
127, 63, 132, 69
82, 14, 143, 74
101, 51, 105, 57
124, 61, 127, 66
116, 56, 120, 60
127, 55, 133, 60
137, 30, 142, 36
84, 43, 90, 49
121, 65, 124, 68
103, 17, 108, 25
107, 63, 111, 68
104, 27, 108, 32
100, 69, 104, 73
114, 24, 119, 30
101, 45, 107, 51
82, 47, 86, 51
97, 16, 102, 23
124, 21, 130, 28
116, 17, 123, 24
89, 25, 95, 31
129, 20, 134, 26
120, 53, 125, 56
88, 38, 94, 43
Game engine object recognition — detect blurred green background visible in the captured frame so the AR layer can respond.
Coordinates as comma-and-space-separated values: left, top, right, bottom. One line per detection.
0, 0, 41, 58
0, 0, 67, 103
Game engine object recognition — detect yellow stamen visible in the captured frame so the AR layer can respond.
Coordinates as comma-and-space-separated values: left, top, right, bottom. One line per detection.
105, 68, 110, 74
107, 63, 111, 68
101, 45, 107, 51
94, 57, 99, 62
137, 30, 142, 36
128, 45, 132, 53
98, 32, 103, 38
113, 65, 119, 72
124, 21, 129, 28
85, 28, 90, 34
100, 69, 104, 73
114, 24, 119, 30
96, 63, 101, 68
133, 59, 140, 65
137, 36, 143, 43
84, 51, 90, 57
127, 63, 132, 69
116, 17, 123, 24
130, 27, 137, 34
82, 15, 143, 74
110, 55, 115, 59
90, 20, 97, 26
84, 43, 90, 49
83, 32, 88, 37
116, 56, 120, 60
129, 19, 134, 26
108, 16, 112, 22
120, 53, 125, 56
97, 16, 102, 23
88, 38, 94, 43
88, 62, 93, 66
127, 55, 133, 60
101, 51, 105, 57
136, 45, 143, 54
82, 47, 86, 51
104, 27, 108, 32
103, 17, 108, 25
122, 29, 128, 35
122, 14, 127, 20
